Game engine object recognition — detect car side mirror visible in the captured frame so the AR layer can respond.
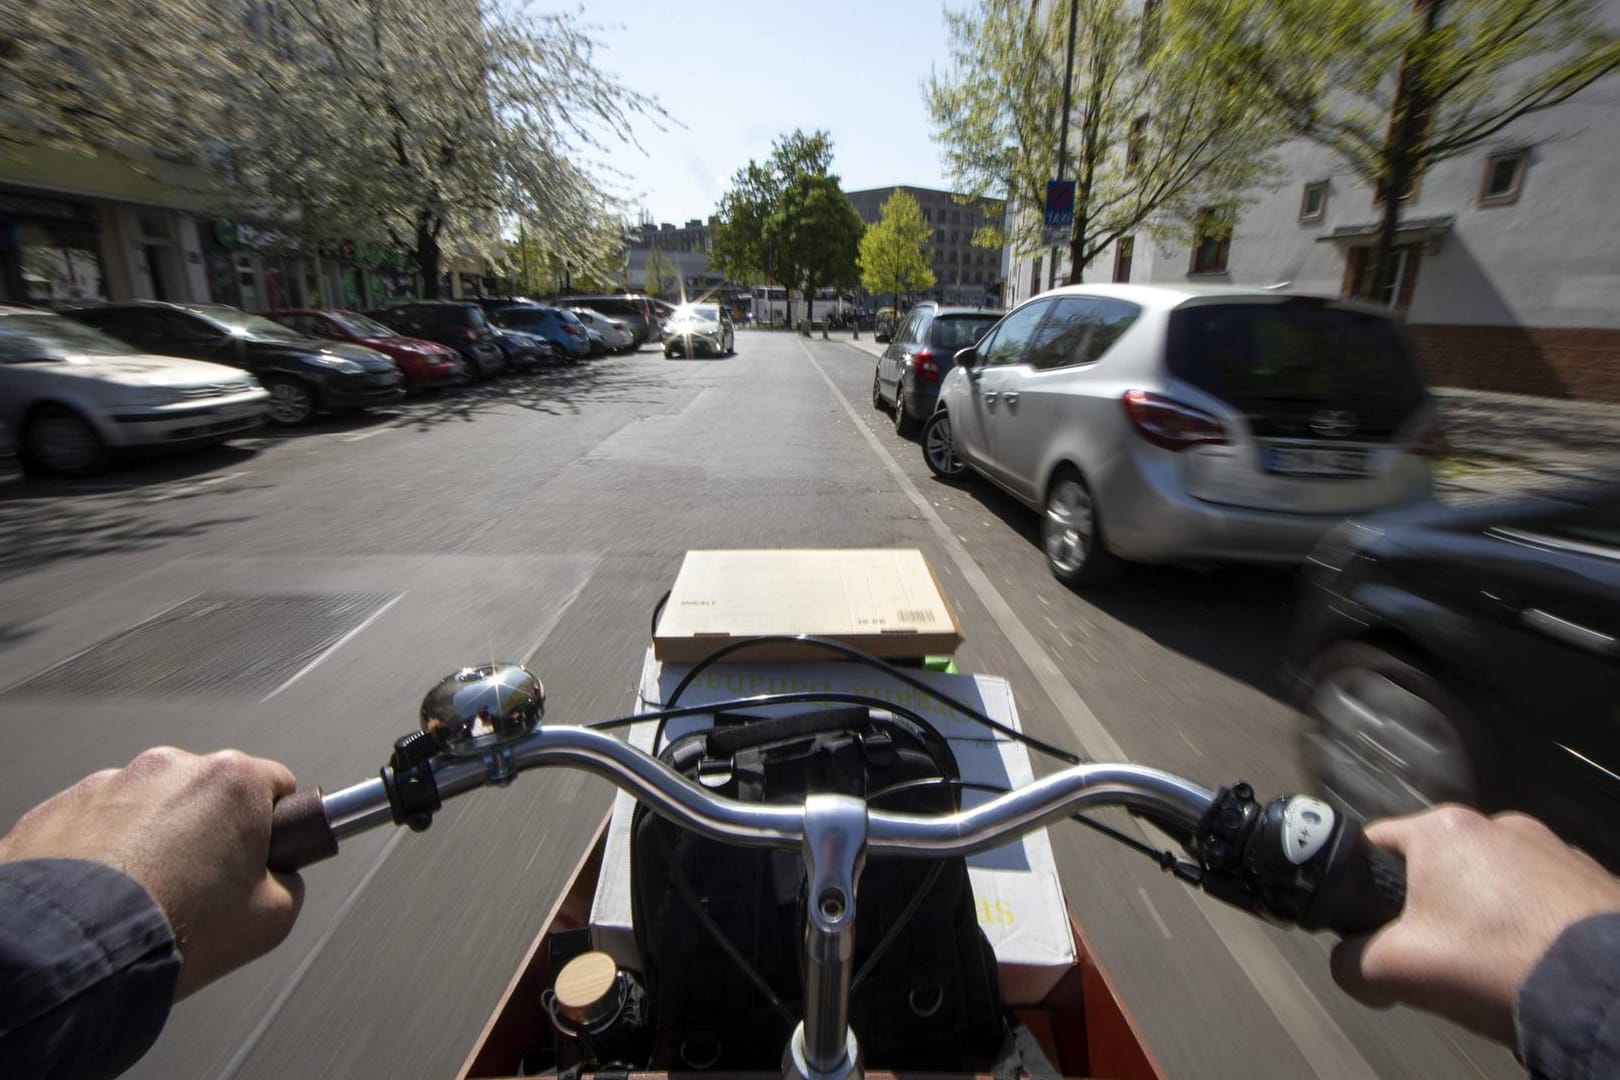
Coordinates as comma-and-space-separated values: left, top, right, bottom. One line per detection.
955, 346, 978, 371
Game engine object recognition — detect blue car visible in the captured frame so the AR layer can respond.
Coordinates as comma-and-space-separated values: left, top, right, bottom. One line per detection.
490, 306, 591, 361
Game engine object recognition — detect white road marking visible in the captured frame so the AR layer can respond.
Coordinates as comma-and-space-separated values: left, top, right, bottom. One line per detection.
139, 470, 250, 503
218, 828, 409, 1080
260, 593, 405, 702
1179, 731, 1205, 757
342, 427, 392, 442
1136, 886, 1174, 939
520, 568, 596, 665
1059, 631, 1075, 648
803, 341, 1380, 1080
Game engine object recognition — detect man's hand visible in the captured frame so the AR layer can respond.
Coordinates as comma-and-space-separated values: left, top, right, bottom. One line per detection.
0, 747, 304, 999
1332, 805, 1620, 1044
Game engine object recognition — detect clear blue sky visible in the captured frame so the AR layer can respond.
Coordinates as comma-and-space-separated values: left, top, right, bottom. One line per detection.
572, 0, 958, 225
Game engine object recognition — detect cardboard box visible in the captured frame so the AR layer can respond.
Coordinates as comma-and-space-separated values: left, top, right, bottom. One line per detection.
652, 549, 963, 662
587, 651, 1077, 1006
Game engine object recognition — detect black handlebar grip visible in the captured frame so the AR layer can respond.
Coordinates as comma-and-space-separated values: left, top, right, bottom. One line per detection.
1301, 819, 1407, 936
268, 788, 338, 873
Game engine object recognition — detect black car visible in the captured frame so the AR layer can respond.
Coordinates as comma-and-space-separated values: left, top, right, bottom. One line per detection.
65, 302, 403, 426
374, 301, 506, 379
1291, 479, 1620, 861
872, 304, 1001, 437
491, 325, 556, 371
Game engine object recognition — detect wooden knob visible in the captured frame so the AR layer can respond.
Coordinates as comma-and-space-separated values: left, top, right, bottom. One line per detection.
554, 951, 619, 1028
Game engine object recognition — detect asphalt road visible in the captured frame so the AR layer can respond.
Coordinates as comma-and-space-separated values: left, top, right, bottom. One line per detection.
0, 331, 1517, 1080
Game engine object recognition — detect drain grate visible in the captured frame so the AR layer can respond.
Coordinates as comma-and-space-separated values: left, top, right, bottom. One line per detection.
12, 594, 397, 698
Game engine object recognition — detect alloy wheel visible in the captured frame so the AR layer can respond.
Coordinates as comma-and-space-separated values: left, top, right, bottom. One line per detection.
28, 412, 102, 475
266, 381, 315, 425
922, 413, 965, 478
1043, 479, 1095, 576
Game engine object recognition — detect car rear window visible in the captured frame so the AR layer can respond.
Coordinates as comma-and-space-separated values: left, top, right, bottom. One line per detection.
1165, 301, 1427, 438
930, 315, 999, 352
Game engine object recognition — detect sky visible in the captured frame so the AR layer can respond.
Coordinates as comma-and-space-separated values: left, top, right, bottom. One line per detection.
571, 0, 959, 226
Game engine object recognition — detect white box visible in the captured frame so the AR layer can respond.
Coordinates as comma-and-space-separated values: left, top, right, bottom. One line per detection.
587, 651, 1076, 1005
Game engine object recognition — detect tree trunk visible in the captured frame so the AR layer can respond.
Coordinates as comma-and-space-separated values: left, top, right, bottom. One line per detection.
1371, 0, 1442, 304
417, 218, 441, 300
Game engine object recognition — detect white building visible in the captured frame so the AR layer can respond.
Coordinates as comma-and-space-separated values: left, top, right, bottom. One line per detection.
1005, 8, 1620, 402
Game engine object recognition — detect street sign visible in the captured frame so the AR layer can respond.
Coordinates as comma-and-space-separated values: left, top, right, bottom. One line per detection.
1043, 180, 1075, 246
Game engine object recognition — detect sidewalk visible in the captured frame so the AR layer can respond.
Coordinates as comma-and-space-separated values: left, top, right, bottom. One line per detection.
824, 330, 1618, 501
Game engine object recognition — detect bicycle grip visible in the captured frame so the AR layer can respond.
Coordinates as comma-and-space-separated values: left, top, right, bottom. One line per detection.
1301, 819, 1407, 936
268, 788, 338, 873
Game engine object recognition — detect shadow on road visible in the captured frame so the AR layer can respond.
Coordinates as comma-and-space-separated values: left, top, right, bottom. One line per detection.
932, 473, 1300, 701
1, 444, 262, 498
380, 353, 686, 430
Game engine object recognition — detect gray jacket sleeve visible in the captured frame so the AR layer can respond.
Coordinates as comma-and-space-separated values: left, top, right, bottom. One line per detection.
1517, 911, 1620, 1080
0, 858, 180, 1080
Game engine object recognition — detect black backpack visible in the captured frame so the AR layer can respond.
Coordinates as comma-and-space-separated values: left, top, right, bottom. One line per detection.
629, 704, 1008, 1072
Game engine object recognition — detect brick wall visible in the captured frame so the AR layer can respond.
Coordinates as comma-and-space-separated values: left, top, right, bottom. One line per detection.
1410, 324, 1620, 403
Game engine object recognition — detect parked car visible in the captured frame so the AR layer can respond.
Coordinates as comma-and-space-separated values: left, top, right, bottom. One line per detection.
64, 302, 399, 428
373, 301, 506, 379
489, 305, 591, 361
662, 303, 735, 358
263, 308, 469, 390
1290, 479, 1620, 862
558, 294, 661, 347
0, 420, 20, 485
0, 305, 269, 474
570, 307, 635, 353
873, 303, 1001, 436
491, 325, 556, 371
921, 284, 1441, 585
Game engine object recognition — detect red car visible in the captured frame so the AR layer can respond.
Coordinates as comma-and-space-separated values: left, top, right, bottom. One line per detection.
262, 308, 470, 390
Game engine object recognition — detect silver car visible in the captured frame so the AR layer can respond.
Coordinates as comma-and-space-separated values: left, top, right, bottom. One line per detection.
0, 306, 269, 476
922, 284, 1440, 585
570, 307, 636, 353
662, 303, 735, 358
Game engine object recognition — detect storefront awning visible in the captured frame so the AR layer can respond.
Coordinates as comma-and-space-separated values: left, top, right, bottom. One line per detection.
1316, 215, 1455, 250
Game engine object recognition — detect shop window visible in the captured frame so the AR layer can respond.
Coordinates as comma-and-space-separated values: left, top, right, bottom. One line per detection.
1479, 149, 1528, 207
18, 237, 106, 304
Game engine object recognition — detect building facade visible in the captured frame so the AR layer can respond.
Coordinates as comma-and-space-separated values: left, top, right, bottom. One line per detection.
1003, 10, 1620, 402
845, 186, 1005, 307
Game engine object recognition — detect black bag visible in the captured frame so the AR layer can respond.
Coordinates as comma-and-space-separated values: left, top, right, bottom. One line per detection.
630, 705, 1008, 1072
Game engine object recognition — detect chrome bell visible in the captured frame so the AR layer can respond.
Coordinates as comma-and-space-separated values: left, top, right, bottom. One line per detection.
419, 664, 545, 757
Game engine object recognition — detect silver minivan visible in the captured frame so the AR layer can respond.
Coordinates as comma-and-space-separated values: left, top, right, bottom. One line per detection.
922, 284, 1441, 585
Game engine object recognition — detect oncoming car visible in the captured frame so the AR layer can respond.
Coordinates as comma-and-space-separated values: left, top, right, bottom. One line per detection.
662, 303, 734, 358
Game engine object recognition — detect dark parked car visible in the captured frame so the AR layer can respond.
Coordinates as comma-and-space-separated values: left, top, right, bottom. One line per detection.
491, 325, 556, 371
556, 294, 660, 347
872, 303, 1000, 436
373, 301, 505, 379
1291, 479, 1620, 861
263, 308, 469, 390
65, 302, 402, 426
490, 305, 591, 361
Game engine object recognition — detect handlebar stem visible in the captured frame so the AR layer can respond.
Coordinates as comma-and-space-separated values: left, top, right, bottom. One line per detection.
798, 794, 868, 1080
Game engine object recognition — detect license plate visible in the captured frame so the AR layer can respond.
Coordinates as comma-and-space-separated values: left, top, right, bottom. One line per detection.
1264, 446, 1369, 477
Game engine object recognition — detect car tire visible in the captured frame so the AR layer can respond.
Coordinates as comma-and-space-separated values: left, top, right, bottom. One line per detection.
893, 384, 919, 437
1299, 641, 1488, 822
23, 405, 106, 477
264, 378, 317, 426
921, 410, 967, 481
871, 371, 885, 410
1042, 467, 1122, 587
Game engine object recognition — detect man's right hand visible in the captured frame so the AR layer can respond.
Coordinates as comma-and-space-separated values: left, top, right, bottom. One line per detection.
1331, 805, 1620, 1045
0, 747, 304, 999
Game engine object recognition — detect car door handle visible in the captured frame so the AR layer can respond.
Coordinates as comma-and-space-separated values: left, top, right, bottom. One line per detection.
1523, 608, 1620, 657
1002, 391, 1019, 406
982, 391, 998, 403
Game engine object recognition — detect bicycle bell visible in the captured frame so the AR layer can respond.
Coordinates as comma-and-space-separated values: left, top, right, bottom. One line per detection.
419, 664, 545, 757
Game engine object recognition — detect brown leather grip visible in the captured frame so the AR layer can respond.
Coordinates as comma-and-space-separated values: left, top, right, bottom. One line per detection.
268, 787, 338, 873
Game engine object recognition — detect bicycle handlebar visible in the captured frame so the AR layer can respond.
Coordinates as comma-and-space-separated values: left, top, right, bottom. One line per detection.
268, 720, 1404, 938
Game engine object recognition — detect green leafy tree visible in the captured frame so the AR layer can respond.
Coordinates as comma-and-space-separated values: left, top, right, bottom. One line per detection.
1180, 0, 1620, 298
769, 173, 863, 329
859, 189, 937, 314
928, 0, 1281, 282
642, 247, 679, 299
709, 128, 836, 322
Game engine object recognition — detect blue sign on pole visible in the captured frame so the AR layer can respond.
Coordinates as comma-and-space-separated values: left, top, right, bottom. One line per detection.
1043, 180, 1076, 246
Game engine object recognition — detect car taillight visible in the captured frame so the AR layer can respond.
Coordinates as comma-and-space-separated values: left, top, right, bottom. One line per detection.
1121, 390, 1227, 451
460, 327, 477, 342
563, 324, 583, 337
912, 348, 941, 382
1408, 420, 1450, 457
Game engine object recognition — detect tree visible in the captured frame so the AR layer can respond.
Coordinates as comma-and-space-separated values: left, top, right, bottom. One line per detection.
709, 128, 836, 322
642, 248, 679, 299
1182, 0, 1620, 297
770, 173, 863, 330
928, 0, 1281, 282
859, 189, 937, 314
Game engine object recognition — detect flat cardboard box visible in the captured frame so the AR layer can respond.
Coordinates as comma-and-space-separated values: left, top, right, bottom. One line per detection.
587, 651, 1077, 1006
652, 549, 963, 662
